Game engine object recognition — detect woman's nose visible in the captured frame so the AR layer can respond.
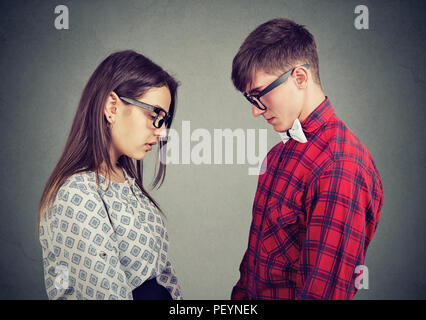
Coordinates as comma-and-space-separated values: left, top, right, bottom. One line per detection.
154, 127, 167, 139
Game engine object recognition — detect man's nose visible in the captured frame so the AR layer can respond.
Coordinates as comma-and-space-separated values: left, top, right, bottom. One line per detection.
252, 105, 265, 117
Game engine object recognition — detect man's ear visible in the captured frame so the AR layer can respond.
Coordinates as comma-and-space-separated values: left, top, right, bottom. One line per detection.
293, 67, 309, 89
104, 92, 119, 122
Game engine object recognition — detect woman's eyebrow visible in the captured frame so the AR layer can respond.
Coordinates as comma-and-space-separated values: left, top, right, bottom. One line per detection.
154, 105, 168, 113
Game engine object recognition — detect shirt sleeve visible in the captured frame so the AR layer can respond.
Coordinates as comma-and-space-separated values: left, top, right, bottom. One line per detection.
156, 259, 184, 300
297, 159, 382, 299
39, 182, 133, 300
231, 250, 249, 300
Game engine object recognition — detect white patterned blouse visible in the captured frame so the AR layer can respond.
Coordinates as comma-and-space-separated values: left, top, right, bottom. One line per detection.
39, 168, 183, 300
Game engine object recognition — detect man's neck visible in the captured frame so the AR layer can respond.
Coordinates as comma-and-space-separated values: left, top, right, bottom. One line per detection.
299, 87, 326, 122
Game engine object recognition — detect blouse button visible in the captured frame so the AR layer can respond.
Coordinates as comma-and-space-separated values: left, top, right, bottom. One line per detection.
99, 252, 107, 259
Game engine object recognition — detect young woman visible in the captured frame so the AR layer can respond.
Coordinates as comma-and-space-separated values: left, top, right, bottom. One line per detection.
37, 50, 182, 300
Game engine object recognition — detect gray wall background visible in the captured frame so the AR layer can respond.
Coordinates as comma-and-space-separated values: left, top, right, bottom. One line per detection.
0, 0, 425, 299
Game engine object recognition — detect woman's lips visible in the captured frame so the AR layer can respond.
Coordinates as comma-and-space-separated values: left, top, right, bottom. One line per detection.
145, 141, 157, 151
267, 117, 275, 124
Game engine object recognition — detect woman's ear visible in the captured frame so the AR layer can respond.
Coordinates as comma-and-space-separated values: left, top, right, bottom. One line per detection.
104, 92, 119, 122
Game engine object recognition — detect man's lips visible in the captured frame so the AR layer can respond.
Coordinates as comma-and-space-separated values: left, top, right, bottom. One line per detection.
266, 117, 275, 124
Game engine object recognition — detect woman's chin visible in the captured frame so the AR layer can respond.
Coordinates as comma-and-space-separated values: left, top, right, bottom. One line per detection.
137, 151, 147, 161
126, 150, 147, 161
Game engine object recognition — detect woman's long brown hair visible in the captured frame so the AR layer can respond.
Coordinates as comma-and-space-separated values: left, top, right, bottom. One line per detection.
36, 50, 178, 233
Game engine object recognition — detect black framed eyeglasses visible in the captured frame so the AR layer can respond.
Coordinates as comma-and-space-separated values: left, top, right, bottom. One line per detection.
119, 96, 170, 128
243, 64, 310, 110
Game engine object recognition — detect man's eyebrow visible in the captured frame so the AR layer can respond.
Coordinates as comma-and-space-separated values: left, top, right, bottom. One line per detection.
248, 85, 264, 95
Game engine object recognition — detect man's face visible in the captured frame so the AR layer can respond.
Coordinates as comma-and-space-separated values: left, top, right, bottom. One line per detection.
246, 68, 304, 132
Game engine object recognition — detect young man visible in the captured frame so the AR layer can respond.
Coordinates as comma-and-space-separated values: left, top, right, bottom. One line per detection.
230, 18, 383, 299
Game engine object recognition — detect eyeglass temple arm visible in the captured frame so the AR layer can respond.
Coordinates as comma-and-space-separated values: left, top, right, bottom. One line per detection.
120, 96, 168, 115
259, 64, 310, 97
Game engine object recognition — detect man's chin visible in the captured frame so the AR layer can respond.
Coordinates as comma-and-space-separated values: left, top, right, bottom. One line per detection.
272, 123, 288, 133
275, 118, 297, 132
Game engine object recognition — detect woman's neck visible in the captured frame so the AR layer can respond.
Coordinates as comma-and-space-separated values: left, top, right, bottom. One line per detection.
98, 163, 125, 182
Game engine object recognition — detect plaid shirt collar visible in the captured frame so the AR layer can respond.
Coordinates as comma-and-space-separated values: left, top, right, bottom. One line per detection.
300, 96, 334, 137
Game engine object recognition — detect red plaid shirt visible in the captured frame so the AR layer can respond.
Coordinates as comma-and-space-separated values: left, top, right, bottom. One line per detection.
231, 97, 383, 300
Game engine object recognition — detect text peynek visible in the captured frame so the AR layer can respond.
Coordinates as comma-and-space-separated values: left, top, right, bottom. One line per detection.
169, 304, 258, 317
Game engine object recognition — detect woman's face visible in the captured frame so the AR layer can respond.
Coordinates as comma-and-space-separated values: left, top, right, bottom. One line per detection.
107, 86, 172, 161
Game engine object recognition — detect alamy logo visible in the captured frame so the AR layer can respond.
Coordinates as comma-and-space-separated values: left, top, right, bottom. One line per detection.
354, 265, 369, 290
54, 5, 69, 30
159, 121, 268, 176
354, 5, 369, 30
54, 265, 69, 290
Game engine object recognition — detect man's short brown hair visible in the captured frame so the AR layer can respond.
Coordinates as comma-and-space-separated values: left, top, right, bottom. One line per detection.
231, 18, 322, 92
